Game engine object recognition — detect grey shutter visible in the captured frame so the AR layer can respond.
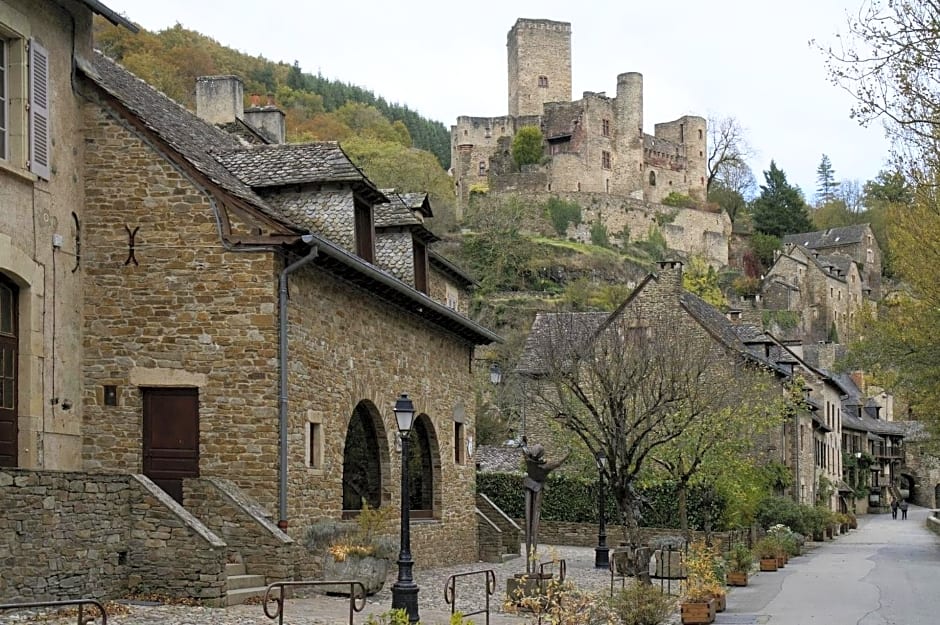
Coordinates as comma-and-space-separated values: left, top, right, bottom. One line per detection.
28, 39, 50, 180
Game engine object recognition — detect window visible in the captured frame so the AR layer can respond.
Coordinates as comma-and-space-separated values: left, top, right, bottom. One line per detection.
601, 118, 610, 137
0, 274, 17, 467
445, 283, 459, 310
478, 160, 486, 176
698, 129, 703, 140
306, 418, 323, 469
648, 171, 656, 186
601, 150, 611, 170
354, 199, 374, 263
538, 75, 548, 88
454, 421, 465, 464
867, 248, 874, 263
413, 240, 428, 294
0, 12, 48, 179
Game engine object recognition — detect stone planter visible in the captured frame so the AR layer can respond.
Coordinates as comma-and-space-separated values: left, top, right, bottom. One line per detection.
320, 555, 390, 596
727, 571, 748, 586
680, 598, 716, 624
759, 557, 778, 571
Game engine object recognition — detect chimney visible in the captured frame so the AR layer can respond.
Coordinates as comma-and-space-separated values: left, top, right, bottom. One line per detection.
726, 309, 742, 324
850, 370, 865, 394
244, 94, 287, 144
195, 75, 245, 124
656, 260, 684, 293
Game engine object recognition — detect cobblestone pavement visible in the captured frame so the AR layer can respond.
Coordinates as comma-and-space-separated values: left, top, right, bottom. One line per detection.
2, 545, 683, 625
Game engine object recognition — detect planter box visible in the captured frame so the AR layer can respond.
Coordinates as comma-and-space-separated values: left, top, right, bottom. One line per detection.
680, 599, 716, 624
727, 571, 748, 586
320, 555, 390, 596
759, 557, 778, 571
714, 594, 726, 613
775, 555, 785, 568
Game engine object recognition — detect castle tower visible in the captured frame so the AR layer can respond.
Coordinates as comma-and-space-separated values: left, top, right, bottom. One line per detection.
612, 72, 644, 196
507, 18, 572, 117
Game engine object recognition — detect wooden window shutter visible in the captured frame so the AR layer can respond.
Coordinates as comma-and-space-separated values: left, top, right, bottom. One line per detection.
28, 39, 50, 180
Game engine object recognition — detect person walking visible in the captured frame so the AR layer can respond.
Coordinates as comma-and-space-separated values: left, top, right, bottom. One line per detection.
900, 499, 909, 520
891, 499, 899, 519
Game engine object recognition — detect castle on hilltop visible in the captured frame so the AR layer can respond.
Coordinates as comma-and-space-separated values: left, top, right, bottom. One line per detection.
451, 18, 708, 216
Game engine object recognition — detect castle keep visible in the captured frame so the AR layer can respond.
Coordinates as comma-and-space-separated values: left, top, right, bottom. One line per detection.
452, 18, 708, 213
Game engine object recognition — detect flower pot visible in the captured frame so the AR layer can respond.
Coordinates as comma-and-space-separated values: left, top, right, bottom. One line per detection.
680, 599, 716, 624
727, 571, 748, 586
759, 557, 778, 571
320, 555, 390, 596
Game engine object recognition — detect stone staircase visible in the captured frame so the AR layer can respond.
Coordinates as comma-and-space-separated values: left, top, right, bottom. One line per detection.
224, 559, 270, 606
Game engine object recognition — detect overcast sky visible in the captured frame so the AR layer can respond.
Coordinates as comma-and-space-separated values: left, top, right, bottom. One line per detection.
103, 0, 892, 202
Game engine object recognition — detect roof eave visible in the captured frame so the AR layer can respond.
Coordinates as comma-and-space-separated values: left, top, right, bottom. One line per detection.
78, 0, 139, 31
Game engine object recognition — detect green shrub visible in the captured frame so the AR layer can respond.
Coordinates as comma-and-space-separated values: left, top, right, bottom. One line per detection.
661, 192, 698, 209
609, 583, 676, 625
546, 197, 582, 236
512, 126, 544, 168
590, 221, 609, 247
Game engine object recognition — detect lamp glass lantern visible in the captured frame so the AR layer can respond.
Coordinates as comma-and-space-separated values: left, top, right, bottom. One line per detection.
489, 363, 502, 386
394, 393, 415, 434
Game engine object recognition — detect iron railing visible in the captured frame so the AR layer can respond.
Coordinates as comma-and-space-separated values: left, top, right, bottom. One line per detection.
444, 569, 496, 625
262, 580, 366, 625
0, 599, 108, 624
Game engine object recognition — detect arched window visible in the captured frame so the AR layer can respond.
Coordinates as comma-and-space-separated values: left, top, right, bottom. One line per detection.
0, 274, 18, 467
649, 171, 656, 186
406, 414, 440, 518
342, 401, 389, 512
538, 75, 549, 88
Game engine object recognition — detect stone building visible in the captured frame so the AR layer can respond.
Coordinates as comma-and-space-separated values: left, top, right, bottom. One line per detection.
452, 18, 708, 215
761, 243, 873, 344
782, 224, 882, 300
0, 0, 136, 472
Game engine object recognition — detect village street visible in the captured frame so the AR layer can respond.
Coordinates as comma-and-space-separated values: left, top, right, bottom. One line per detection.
724, 504, 940, 625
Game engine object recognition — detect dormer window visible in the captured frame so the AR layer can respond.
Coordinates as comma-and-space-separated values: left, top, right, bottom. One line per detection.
354, 199, 375, 263
413, 239, 428, 294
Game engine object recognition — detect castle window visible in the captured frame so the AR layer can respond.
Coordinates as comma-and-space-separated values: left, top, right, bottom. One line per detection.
679, 124, 684, 142
602, 119, 610, 137
485, 127, 491, 138
867, 248, 874, 263
698, 129, 703, 140
601, 150, 611, 170
478, 161, 486, 176
538, 75, 548, 88
649, 171, 656, 186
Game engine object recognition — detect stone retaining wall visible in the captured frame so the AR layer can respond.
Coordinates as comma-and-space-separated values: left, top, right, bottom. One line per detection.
523, 519, 745, 550
0, 470, 227, 604
928, 509, 940, 537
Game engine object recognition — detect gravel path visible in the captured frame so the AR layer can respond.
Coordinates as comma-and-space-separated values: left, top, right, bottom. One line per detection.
1, 545, 682, 625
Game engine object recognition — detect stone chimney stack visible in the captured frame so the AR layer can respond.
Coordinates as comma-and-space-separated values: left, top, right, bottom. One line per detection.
195, 75, 244, 124
656, 260, 684, 293
244, 93, 286, 144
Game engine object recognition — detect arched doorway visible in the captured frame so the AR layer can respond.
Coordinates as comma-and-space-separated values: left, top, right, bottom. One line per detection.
406, 414, 441, 519
342, 401, 390, 513
0, 274, 18, 467
934, 483, 940, 508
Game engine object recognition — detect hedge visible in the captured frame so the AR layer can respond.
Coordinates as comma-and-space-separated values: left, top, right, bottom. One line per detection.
477, 472, 728, 530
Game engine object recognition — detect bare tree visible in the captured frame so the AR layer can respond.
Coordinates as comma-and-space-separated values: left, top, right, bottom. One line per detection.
520, 301, 782, 537
707, 115, 756, 192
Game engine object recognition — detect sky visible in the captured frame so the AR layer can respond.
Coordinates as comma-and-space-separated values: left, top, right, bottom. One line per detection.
102, 0, 893, 203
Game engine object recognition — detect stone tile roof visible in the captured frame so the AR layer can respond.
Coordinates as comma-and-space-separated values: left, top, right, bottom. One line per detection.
213, 143, 370, 189
89, 52, 279, 218
375, 193, 422, 228
217, 119, 272, 146
80, 0, 139, 31
474, 445, 524, 473
833, 373, 906, 436
429, 250, 478, 288
783, 224, 869, 249
679, 291, 778, 369
399, 192, 433, 218
516, 312, 608, 375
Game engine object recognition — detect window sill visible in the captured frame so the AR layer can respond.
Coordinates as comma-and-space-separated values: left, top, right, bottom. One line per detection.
0, 160, 37, 184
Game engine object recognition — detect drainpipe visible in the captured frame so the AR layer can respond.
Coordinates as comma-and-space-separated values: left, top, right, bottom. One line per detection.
278, 238, 318, 530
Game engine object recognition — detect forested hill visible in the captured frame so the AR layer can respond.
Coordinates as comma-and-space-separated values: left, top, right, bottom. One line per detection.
93, 19, 451, 169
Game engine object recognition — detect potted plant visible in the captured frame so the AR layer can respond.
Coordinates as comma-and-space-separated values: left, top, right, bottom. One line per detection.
305, 504, 397, 596
726, 543, 752, 586
680, 540, 720, 624
755, 536, 779, 572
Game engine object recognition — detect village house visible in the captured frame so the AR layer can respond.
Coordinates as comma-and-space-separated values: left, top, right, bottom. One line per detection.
782, 224, 882, 300
3, 3, 499, 604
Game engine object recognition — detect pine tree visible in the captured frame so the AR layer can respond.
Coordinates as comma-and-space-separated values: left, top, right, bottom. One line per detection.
815, 154, 839, 205
752, 161, 814, 237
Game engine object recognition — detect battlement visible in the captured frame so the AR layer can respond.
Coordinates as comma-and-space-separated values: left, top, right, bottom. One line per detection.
510, 18, 571, 34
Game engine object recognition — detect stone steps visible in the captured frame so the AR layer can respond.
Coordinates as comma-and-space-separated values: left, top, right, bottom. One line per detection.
225, 558, 274, 606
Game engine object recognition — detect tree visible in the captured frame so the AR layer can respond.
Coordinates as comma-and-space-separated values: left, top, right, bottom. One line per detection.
512, 126, 544, 168
521, 301, 783, 537
707, 184, 747, 224
706, 115, 756, 193
751, 161, 814, 237
821, 0, 940, 170
682, 256, 727, 310
815, 154, 840, 205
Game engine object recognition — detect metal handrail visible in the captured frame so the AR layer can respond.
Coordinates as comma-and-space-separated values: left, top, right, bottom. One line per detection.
444, 569, 496, 625
538, 558, 566, 583
262, 580, 366, 625
0, 599, 108, 624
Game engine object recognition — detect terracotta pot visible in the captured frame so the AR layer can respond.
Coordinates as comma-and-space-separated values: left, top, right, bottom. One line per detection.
759, 557, 778, 571
727, 571, 748, 586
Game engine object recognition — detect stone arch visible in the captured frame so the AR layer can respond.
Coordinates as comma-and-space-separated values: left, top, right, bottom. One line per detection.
341, 399, 391, 512
407, 413, 442, 518
899, 472, 917, 503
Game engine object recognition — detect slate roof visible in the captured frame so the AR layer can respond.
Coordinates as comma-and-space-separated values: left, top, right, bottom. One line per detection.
516, 312, 608, 375
783, 224, 869, 249
374, 191, 439, 244
429, 250, 478, 288
832, 372, 907, 436
475, 445, 524, 473
399, 192, 433, 218
89, 52, 278, 218
678, 291, 779, 370
79, 0, 139, 31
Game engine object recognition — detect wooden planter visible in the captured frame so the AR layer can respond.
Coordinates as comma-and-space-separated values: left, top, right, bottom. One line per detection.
727, 571, 748, 586
759, 557, 778, 571
775, 555, 785, 568
680, 598, 716, 624
714, 594, 726, 613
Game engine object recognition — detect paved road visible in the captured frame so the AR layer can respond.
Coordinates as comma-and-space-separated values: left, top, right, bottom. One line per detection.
723, 504, 940, 625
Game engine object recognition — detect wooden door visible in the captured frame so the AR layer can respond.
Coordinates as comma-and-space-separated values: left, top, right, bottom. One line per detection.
0, 276, 18, 467
142, 387, 199, 503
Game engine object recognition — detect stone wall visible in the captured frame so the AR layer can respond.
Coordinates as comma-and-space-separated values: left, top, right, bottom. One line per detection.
0, 470, 227, 604
507, 19, 572, 117
520, 519, 745, 551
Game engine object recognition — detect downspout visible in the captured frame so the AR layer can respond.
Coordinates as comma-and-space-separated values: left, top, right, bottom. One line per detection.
278, 238, 318, 529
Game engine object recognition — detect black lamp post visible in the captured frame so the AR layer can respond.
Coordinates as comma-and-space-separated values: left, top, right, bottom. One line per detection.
391, 393, 420, 624
594, 450, 609, 569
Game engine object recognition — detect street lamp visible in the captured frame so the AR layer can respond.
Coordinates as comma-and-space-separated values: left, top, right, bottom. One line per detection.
489, 363, 502, 385
391, 393, 419, 624
594, 450, 609, 569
